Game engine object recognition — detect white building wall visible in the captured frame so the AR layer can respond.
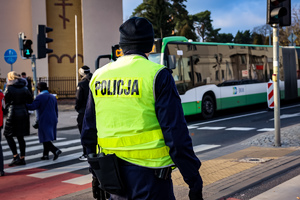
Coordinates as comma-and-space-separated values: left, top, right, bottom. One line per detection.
81, 0, 123, 72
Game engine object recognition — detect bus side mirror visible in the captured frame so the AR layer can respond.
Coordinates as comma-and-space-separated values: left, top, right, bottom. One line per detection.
168, 55, 176, 69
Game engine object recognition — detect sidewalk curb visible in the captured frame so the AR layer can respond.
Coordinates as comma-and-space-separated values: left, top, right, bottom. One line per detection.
204, 150, 300, 200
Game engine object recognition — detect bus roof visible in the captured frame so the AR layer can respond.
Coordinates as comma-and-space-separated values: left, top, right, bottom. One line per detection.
161, 36, 300, 50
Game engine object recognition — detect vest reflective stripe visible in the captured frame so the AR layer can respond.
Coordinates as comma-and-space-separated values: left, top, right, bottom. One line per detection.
102, 146, 170, 159
98, 129, 163, 148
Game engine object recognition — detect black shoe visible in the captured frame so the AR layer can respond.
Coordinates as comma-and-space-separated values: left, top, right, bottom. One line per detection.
15, 158, 26, 165
53, 150, 62, 161
9, 155, 20, 166
41, 155, 49, 160
0, 171, 4, 176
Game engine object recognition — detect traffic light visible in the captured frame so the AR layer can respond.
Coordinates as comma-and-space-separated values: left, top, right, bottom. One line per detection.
111, 45, 123, 61
267, 0, 291, 26
37, 25, 53, 59
23, 39, 33, 58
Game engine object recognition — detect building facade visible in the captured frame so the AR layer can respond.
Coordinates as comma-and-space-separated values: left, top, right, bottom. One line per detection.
0, 0, 122, 93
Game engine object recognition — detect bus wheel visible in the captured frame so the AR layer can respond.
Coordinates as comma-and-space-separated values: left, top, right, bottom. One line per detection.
201, 95, 215, 119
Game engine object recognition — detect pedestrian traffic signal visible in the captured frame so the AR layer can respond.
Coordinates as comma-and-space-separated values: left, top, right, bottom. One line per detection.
23, 39, 33, 58
267, 0, 291, 26
37, 25, 53, 59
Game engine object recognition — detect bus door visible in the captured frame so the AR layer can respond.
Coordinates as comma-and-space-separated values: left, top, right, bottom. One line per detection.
166, 43, 197, 115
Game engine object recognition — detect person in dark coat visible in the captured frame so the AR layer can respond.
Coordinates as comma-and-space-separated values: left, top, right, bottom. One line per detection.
75, 65, 93, 161
0, 89, 5, 176
4, 71, 33, 166
21, 72, 33, 98
26, 82, 62, 161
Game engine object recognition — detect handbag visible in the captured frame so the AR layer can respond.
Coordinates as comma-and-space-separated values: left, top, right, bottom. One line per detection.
88, 147, 124, 194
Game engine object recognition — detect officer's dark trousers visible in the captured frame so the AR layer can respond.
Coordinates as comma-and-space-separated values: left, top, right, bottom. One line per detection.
110, 164, 175, 200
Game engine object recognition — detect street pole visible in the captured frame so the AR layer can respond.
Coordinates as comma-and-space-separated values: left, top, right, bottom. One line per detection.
31, 54, 38, 120
31, 54, 37, 98
272, 24, 281, 147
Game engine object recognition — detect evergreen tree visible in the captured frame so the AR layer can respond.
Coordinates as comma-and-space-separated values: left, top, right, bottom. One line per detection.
132, 0, 173, 38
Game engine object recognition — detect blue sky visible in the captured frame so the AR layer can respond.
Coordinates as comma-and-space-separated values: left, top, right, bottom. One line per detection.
123, 0, 300, 35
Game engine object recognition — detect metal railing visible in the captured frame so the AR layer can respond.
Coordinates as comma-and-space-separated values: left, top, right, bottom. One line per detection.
38, 77, 77, 99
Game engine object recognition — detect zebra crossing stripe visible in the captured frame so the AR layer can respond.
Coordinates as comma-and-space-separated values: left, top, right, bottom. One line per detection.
197, 127, 226, 130
28, 162, 89, 179
2, 137, 66, 150
62, 174, 92, 185
3, 139, 81, 156
3, 145, 83, 165
257, 128, 275, 132
5, 152, 82, 173
1, 136, 40, 145
187, 125, 198, 129
193, 144, 220, 153
225, 127, 256, 131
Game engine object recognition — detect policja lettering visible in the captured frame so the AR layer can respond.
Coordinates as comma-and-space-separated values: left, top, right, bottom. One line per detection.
95, 78, 142, 97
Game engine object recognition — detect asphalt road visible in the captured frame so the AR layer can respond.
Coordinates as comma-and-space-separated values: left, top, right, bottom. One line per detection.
187, 100, 300, 148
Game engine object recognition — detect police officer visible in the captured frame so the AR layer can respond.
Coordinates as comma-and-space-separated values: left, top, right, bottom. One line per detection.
81, 17, 203, 200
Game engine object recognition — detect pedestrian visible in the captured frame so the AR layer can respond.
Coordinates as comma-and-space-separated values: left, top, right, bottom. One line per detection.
81, 17, 203, 200
4, 71, 33, 166
21, 72, 33, 97
26, 82, 62, 160
0, 89, 5, 176
75, 65, 93, 161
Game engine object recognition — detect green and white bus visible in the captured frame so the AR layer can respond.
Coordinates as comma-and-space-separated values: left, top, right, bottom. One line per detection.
148, 36, 300, 119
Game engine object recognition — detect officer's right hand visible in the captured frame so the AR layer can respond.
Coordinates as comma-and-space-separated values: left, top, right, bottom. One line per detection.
92, 176, 101, 199
189, 189, 203, 200
188, 176, 203, 200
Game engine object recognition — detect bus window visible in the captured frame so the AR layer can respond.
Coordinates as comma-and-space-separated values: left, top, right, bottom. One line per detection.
166, 43, 193, 94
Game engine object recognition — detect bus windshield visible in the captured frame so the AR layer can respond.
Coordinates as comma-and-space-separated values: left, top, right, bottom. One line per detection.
148, 53, 162, 64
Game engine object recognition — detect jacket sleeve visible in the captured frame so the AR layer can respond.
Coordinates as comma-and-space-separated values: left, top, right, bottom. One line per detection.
26, 95, 41, 110
155, 68, 202, 192
81, 90, 98, 155
75, 83, 84, 112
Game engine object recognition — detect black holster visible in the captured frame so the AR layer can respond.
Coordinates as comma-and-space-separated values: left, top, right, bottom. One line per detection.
88, 153, 124, 195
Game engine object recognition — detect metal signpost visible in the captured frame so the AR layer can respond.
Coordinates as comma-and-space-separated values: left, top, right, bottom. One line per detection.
4, 49, 17, 71
272, 24, 281, 147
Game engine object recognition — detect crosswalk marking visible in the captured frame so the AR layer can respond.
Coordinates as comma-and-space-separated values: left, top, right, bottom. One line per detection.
197, 127, 225, 130
257, 128, 275, 132
225, 127, 256, 131
62, 174, 92, 185
188, 125, 198, 129
5, 152, 82, 173
3, 145, 82, 165
2, 136, 222, 188
193, 144, 220, 153
28, 162, 89, 179
2, 137, 66, 150
188, 126, 277, 132
3, 139, 81, 156
1, 135, 40, 145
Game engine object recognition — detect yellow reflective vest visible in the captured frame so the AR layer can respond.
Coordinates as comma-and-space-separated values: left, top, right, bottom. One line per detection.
90, 55, 174, 168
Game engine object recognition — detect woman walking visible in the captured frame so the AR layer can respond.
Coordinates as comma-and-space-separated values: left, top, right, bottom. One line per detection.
26, 82, 62, 160
4, 71, 32, 166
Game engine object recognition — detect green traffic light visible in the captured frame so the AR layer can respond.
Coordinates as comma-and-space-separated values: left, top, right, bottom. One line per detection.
26, 49, 30, 55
